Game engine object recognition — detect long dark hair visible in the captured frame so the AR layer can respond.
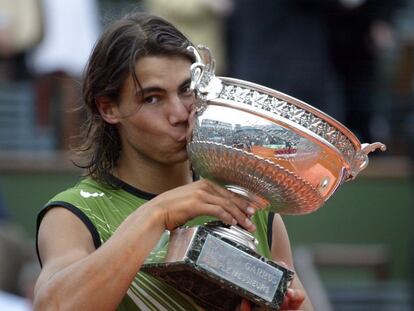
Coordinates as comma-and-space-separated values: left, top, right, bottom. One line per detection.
76, 12, 194, 186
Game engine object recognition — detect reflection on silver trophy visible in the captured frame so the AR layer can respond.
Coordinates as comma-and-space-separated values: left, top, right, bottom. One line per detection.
142, 46, 386, 310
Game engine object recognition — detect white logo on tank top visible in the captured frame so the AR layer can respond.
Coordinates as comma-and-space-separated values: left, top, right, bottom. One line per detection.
80, 190, 105, 198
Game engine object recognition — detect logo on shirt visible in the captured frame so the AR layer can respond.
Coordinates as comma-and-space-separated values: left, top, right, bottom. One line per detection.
80, 190, 105, 198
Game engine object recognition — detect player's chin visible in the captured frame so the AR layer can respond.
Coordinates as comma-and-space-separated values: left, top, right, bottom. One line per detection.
165, 148, 189, 164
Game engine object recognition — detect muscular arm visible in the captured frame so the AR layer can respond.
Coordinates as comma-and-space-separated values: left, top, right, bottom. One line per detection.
34, 202, 166, 311
271, 214, 314, 311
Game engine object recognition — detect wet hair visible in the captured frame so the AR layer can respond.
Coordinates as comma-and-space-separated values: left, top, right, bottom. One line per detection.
75, 12, 194, 186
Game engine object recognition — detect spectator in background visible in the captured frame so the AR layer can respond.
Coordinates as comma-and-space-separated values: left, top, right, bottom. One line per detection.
0, 260, 40, 311
18, 260, 41, 305
0, 188, 39, 310
390, 3, 414, 308
227, 0, 338, 116
0, 223, 36, 296
390, 2, 414, 155
327, 0, 405, 143
28, 0, 100, 150
143, 0, 232, 75
227, 0, 405, 143
0, 0, 43, 82
0, 190, 39, 310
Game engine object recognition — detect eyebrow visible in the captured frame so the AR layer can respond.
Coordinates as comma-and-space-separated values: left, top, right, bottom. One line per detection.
137, 77, 192, 97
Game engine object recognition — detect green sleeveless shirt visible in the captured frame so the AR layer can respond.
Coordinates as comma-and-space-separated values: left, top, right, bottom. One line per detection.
36, 176, 273, 311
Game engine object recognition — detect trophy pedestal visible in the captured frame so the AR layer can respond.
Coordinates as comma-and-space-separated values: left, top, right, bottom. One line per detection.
142, 222, 294, 311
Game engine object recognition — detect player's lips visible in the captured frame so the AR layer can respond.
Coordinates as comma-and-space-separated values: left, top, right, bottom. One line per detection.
170, 133, 187, 144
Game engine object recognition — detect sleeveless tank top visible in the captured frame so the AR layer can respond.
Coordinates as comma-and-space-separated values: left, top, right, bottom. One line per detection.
36, 176, 273, 310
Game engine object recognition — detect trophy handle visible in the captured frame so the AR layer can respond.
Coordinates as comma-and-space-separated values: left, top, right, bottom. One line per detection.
348, 142, 387, 181
187, 45, 223, 102
187, 46, 205, 92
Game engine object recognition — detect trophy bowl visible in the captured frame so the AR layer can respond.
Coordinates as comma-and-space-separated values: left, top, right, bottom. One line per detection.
141, 46, 386, 311
187, 46, 386, 215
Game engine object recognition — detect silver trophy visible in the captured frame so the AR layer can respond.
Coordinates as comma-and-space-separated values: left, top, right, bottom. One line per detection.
142, 46, 386, 310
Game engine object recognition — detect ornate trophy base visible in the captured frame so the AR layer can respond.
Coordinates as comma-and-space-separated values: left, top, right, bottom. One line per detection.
142, 222, 294, 311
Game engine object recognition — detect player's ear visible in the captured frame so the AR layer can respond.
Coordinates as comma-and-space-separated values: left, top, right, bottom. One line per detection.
96, 97, 120, 124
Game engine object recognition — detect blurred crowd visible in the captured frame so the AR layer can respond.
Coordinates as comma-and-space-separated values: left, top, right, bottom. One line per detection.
0, 0, 100, 151
0, 0, 413, 153
0, 0, 414, 309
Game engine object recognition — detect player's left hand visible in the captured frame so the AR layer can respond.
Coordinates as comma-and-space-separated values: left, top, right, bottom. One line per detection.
278, 287, 305, 310
234, 299, 251, 311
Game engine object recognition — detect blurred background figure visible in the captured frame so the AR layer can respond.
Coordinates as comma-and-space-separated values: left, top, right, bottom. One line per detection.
389, 3, 414, 309
0, 222, 39, 311
28, 0, 100, 150
327, 0, 405, 143
391, 1, 414, 157
0, 0, 46, 152
143, 0, 232, 75
0, 185, 40, 310
0, 260, 40, 311
0, 0, 43, 82
227, 0, 405, 144
227, 0, 337, 115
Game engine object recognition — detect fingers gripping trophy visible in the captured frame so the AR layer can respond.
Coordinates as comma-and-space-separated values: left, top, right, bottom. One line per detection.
142, 45, 386, 310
